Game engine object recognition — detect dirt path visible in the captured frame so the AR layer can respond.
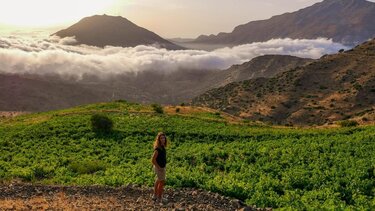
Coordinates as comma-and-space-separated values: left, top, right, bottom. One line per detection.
0, 112, 28, 118
0, 183, 267, 210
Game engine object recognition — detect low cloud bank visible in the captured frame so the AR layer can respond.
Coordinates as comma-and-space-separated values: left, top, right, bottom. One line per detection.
0, 34, 348, 80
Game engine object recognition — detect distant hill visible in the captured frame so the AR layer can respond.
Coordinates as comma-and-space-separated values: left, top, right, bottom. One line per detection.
193, 0, 375, 46
191, 38, 375, 126
0, 55, 309, 112
54, 15, 184, 50
0, 74, 106, 111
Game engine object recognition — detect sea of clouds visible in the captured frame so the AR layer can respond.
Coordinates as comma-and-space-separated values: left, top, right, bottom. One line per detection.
0, 34, 348, 80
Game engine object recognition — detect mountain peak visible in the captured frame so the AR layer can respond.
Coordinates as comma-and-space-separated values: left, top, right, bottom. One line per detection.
84, 14, 130, 21
54, 15, 184, 50
74, 14, 137, 29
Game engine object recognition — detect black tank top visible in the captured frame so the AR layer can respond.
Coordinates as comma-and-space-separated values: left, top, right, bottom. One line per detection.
155, 147, 166, 168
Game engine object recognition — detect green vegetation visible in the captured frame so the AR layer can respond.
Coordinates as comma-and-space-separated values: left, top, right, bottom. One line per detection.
0, 102, 374, 209
90, 114, 113, 134
69, 160, 107, 175
337, 120, 359, 127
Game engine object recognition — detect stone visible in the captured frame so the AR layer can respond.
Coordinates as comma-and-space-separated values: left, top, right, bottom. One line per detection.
173, 208, 186, 211
237, 207, 254, 211
188, 205, 197, 210
231, 199, 243, 208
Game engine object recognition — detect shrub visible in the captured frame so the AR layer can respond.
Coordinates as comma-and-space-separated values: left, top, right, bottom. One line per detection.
176, 108, 180, 113
33, 166, 53, 179
284, 122, 293, 127
151, 104, 164, 114
337, 120, 359, 127
69, 160, 106, 175
91, 114, 113, 134
115, 99, 128, 103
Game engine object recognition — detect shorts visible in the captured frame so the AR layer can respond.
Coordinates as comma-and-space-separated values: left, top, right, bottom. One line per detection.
153, 165, 166, 181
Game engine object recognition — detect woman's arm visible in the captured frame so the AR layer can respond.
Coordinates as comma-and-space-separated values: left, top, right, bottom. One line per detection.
151, 150, 161, 169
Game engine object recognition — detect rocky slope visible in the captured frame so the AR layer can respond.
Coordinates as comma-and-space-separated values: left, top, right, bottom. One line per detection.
209, 55, 313, 88
54, 15, 183, 50
0, 183, 267, 211
191, 39, 375, 126
193, 0, 375, 46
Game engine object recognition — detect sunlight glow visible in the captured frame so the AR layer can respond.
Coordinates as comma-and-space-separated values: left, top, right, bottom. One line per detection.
0, 0, 118, 27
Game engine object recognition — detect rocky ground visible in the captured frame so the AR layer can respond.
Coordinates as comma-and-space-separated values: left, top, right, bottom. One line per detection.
0, 183, 270, 210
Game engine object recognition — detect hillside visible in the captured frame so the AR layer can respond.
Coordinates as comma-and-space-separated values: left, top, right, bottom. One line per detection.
208, 55, 313, 88
54, 15, 183, 50
191, 39, 375, 126
0, 55, 308, 112
0, 70, 218, 111
0, 102, 374, 209
193, 0, 375, 46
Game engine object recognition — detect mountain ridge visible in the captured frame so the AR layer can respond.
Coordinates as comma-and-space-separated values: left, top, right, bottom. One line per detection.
203, 55, 313, 89
191, 38, 375, 126
193, 0, 375, 46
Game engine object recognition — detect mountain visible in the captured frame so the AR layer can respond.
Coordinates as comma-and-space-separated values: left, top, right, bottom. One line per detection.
208, 55, 313, 88
193, 0, 375, 46
0, 54, 309, 112
54, 15, 184, 50
191, 38, 375, 126
0, 54, 310, 112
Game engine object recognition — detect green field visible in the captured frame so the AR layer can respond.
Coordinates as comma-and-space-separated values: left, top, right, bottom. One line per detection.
0, 102, 374, 209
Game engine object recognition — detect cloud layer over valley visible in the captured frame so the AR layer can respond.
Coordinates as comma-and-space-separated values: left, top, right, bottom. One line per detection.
0, 34, 348, 80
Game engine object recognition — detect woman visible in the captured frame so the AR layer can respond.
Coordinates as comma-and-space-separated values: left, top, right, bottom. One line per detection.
151, 132, 167, 203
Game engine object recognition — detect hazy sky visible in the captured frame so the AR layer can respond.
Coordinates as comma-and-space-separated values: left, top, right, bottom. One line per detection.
1, 0, 375, 38
114, 0, 326, 38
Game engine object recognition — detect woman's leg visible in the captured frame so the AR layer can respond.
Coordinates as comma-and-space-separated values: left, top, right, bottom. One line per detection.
154, 179, 160, 197
158, 180, 165, 198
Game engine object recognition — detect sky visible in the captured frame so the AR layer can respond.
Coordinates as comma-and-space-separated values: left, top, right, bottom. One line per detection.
1, 0, 373, 38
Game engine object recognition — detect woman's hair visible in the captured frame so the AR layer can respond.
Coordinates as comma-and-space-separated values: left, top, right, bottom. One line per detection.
153, 132, 167, 149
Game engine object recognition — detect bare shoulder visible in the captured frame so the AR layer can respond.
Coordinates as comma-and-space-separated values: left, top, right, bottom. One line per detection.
152, 149, 159, 157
